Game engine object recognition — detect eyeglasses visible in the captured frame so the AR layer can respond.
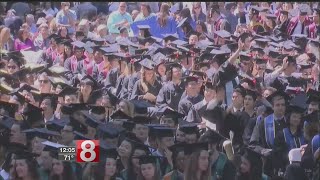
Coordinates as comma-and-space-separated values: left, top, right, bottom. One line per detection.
39, 80, 49, 84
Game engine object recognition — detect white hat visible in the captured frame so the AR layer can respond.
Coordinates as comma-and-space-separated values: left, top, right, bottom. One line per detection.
288, 148, 302, 163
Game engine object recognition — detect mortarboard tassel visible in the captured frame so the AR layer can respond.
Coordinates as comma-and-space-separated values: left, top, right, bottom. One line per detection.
106, 108, 110, 123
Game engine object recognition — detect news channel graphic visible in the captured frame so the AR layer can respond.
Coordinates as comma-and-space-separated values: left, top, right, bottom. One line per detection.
58, 140, 100, 162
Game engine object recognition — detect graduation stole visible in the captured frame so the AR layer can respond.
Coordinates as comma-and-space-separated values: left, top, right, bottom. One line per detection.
287, 17, 299, 35
312, 134, 320, 154
211, 153, 227, 180
264, 114, 276, 148
83, 58, 94, 76
98, 61, 108, 78
213, 16, 223, 38
308, 23, 316, 38
70, 55, 78, 72
283, 128, 306, 151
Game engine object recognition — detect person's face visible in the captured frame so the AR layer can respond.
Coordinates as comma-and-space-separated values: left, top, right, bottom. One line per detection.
39, 151, 53, 170
204, 88, 216, 101
74, 49, 84, 58
313, 12, 319, 23
118, 101, 129, 113
244, 37, 251, 49
40, 27, 49, 39
45, 2, 51, 9
144, 69, 155, 82
118, 140, 132, 157
141, 163, 155, 179
86, 126, 96, 139
132, 149, 147, 168
65, 46, 72, 56
141, 5, 148, 14
196, 24, 203, 33
52, 159, 64, 175
298, 14, 306, 22
198, 150, 209, 172
133, 124, 149, 142
256, 63, 266, 73
119, 2, 127, 13
232, 92, 244, 107
176, 129, 185, 143
287, 63, 297, 74
40, 98, 53, 113
160, 117, 175, 128
80, 84, 92, 95
237, 2, 245, 11
273, 98, 286, 116
7, 60, 19, 74
98, 16, 107, 24
157, 64, 166, 76
283, 3, 292, 11
185, 134, 197, 144
94, 50, 103, 62
217, 37, 225, 45
32, 137, 45, 154
59, 27, 68, 37
263, 89, 273, 98
186, 81, 199, 97
38, 75, 51, 93
193, 4, 202, 14
60, 125, 74, 144
301, 68, 312, 76
280, 14, 288, 23
290, 112, 302, 127
160, 137, 174, 148
10, 124, 22, 143
307, 103, 319, 114
105, 158, 117, 176
99, 28, 107, 37
172, 67, 182, 79
244, 95, 255, 109
64, 95, 77, 104
189, 35, 198, 45
240, 157, 251, 173
15, 159, 29, 178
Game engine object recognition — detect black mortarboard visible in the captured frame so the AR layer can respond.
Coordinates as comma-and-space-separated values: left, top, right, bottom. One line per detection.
23, 128, 60, 141
98, 123, 122, 139
0, 101, 18, 118
14, 150, 38, 160
82, 111, 101, 128
239, 51, 252, 62
46, 119, 69, 132
162, 34, 179, 42
170, 39, 188, 47
266, 90, 290, 105
89, 105, 106, 115
130, 100, 153, 114
245, 89, 258, 100
182, 76, 199, 84
110, 109, 132, 120
74, 131, 92, 140
214, 30, 231, 39
161, 108, 184, 124
184, 142, 208, 155
280, 10, 289, 16
242, 147, 263, 162
72, 40, 86, 50
138, 155, 161, 165
308, 37, 320, 47
60, 103, 88, 115
178, 123, 199, 135
137, 24, 151, 30
80, 75, 98, 89
42, 141, 64, 159
75, 31, 85, 37
22, 102, 44, 125
139, 58, 156, 70
131, 115, 151, 125
100, 144, 118, 160
58, 86, 78, 97
153, 127, 175, 138
266, 14, 277, 19
255, 58, 268, 65
303, 110, 319, 124
306, 89, 320, 104
200, 129, 227, 144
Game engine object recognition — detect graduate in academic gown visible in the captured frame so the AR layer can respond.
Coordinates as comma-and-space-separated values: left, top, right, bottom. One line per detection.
37, 34, 59, 67
305, 8, 320, 38
64, 41, 86, 81
130, 13, 177, 38
273, 104, 307, 175
156, 62, 185, 111
286, 7, 312, 36
130, 58, 162, 105
75, 43, 97, 77
177, 76, 203, 116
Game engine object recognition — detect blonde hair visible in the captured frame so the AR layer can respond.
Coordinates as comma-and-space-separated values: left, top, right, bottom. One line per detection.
139, 67, 156, 94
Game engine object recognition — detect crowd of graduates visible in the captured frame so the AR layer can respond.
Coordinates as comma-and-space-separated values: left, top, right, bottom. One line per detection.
0, 1, 319, 180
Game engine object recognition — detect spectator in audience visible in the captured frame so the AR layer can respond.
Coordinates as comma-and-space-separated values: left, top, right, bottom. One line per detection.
191, 2, 206, 22
75, 2, 97, 21
14, 28, 35, 51
134, 3, 155, 22
26, 14, 37, 34
107, 2, 133, 35
33, 23, 50, 50
55, 2, 77, 35
42, 2, 59, 17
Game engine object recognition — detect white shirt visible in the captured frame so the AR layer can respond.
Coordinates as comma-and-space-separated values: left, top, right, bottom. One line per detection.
43, 8, 58, 16
292, 20, 303, 35
0, 169, 9, 180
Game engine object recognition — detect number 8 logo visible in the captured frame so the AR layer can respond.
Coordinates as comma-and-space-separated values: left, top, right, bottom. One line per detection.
76, 140, 99, 162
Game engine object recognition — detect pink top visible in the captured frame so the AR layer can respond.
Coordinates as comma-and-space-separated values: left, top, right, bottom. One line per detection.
14, 38, 35, 51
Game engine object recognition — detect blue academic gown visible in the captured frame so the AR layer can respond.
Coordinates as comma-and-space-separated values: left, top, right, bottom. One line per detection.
131, 16, 178, 38
177, 18, 196, 40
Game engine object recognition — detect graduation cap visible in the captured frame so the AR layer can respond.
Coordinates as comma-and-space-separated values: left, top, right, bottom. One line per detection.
130, 100, 153, 114
254, 58, 268, 65
98, 123, 123, 139
42, 140, 65, 159
131, 115, 152, 125
266, 14, 277, 19
71, 40, 86, 50
153, 127, 175, 138
14, 150, 38, 161
137, 25, 151, 30
178, 123, 199, 135
138, 155, 161, 165
250, 6, 261, 15
160, 108, 184, 125
139, 58, 156, 70
80, 75, 99, 89
184, 142, 208, 155
200, 129, 227, 144
280, 10, 289, 16
306, 89, 320, 104
81, 111, 101, 128
58, 86, 78, 97
242, 147, 263, 162
162, 34, 179, 42
266, 90, 290, 105
110, 109, 132, 120
214, 30, 232, 39
181, 76, 199, 85
46, 119, 69, 132
308, 37, 320, 47
0, 100, 18, 118
60, 103, 88, 115
74, 131, 92, 140
239, 51, 252, 62
75, 31, 85, 37
299, 6, 308, 16
23, 128, 60, 140
100, 143, 118, 160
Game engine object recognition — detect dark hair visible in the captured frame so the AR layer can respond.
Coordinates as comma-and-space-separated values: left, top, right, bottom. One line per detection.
58, 26, 70, 38
13, 159, 40, 180
49, 161, 76, 180
196, 20, 208, 33
140, 3, 152, 15
127, 145, 151, 180
240, 154, 263, 180
17, 28, 25, 42
41, 96, 57, 112
180, 8, 192, 19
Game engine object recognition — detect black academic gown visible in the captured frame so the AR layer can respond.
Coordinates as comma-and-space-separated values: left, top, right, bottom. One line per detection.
178, 94, 203, 116
127, 71, 141, 99
156, 81, 185, 111
64, 55, 85, 81
103, 68, 120, 93
186, 100, 207, 123
130, 79, 162, 104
